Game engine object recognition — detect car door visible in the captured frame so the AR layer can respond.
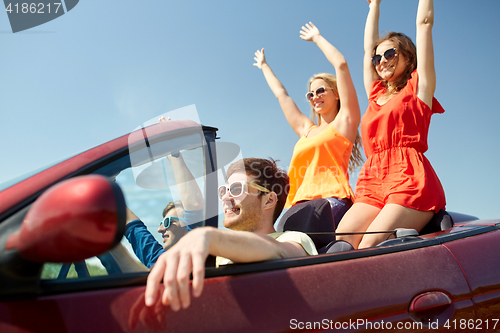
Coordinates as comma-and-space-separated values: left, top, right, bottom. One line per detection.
0, 237, 476, 333
443, 225, 500, 332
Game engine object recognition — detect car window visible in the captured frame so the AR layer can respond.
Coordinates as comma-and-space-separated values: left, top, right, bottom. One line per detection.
41, 259, 108, 279
41, 130, 209, 280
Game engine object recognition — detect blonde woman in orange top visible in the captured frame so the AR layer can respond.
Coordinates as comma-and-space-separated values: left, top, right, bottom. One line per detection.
254, 22, 363, 227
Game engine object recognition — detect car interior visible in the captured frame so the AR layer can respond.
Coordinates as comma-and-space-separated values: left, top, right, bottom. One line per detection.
277, 198, 479, 253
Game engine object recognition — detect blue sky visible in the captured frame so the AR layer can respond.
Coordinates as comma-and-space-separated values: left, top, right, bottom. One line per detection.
1, 1, 499, 219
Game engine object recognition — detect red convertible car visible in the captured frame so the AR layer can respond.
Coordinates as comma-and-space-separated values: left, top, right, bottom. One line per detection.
0, 120, 499, 332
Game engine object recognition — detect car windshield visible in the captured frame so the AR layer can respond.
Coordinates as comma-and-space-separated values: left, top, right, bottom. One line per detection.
40, 122, 241, 279
0, 157, 67, 192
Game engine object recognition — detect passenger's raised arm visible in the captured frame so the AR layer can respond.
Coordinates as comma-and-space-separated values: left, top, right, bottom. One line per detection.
415, 0, 436, 108
300, 22, 360, 143
363, 0, 382, 97
167, 153, 204, 211
159, 116, 204, 212
300, 22, 346, 69
253, 48, 313, 137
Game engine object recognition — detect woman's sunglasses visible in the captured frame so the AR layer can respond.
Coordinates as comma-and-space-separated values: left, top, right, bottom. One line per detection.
159, 216, 184, 228
305, 86, 333, 101
217, 181, 270, 200
372, 48, 397, 66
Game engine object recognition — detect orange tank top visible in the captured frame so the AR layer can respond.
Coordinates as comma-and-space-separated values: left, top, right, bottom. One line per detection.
285, 125, 354, 208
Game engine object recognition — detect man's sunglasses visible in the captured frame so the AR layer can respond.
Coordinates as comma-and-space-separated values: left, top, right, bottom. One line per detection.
159, 216, 184, 228
217, 181, 270, 200
305, 86, 333, 101
372, 48, 397, 66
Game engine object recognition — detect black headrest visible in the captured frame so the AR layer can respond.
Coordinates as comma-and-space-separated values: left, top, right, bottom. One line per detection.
323, 240, 355, 254
419, 209, 453, 235
276, 199, 336, 249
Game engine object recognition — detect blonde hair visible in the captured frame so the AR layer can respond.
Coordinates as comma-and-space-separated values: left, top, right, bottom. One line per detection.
307, 73, 364, 174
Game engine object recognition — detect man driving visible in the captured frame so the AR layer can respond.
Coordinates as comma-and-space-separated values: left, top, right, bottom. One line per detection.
144, 157, 317, 311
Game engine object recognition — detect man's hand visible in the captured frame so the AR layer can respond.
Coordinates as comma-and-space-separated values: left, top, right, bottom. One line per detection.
145, 227, 212, 311
144, 226, 313, 311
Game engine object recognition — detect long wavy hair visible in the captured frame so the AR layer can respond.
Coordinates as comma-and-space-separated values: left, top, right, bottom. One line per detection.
308, 73, 364, 174
371, 32, 417, 95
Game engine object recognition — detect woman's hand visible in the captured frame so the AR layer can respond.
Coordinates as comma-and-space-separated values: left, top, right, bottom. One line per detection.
299, 22, 321, 42
367, 0, 382, 4
253, 48, 266, 70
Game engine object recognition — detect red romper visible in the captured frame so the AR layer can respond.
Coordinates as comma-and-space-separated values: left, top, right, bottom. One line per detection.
355, 70, 446, 213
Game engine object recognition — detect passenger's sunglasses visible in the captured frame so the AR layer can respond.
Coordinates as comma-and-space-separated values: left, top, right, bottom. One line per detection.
372, 48, 397, 66
159, 216, 184, 228
305, 86, 333, 101
218, 181, 270, 200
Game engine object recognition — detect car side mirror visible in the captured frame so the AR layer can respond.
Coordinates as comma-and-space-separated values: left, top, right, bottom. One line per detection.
5, 175, 126, 263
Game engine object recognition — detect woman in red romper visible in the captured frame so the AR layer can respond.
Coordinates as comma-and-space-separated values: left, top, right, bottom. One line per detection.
336, 0, 446, 249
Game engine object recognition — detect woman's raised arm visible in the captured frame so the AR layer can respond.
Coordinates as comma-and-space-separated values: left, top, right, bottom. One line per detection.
415, 0, 436, 108
300, 22, 360, 143
363, 0, 381, 98
254, 48, 313, 137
